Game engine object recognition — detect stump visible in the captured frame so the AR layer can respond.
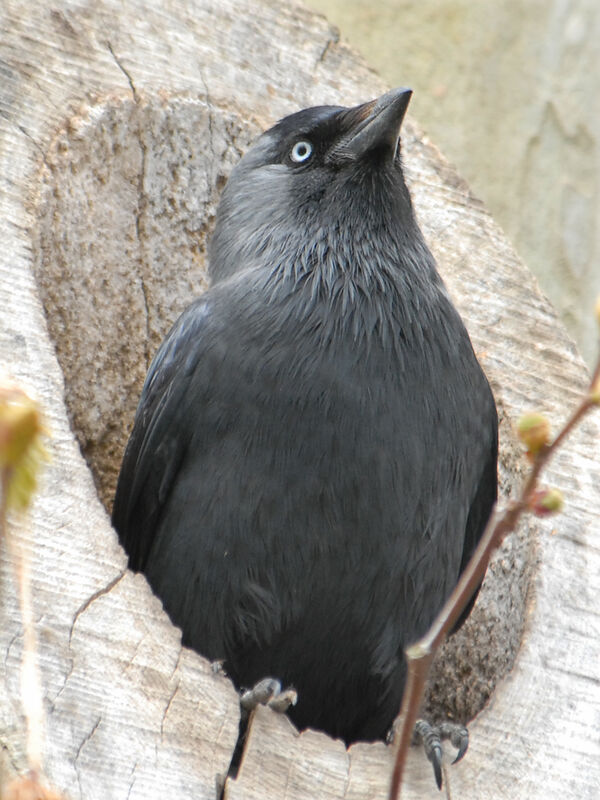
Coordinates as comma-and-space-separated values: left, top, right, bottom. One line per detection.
1, 1, 598, 798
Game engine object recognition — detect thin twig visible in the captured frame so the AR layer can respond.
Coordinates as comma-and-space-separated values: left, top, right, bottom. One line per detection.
388, 350, 600, 800
0, 470, 6, 541
1, 471, 45, 779
0, 384, 61, 798
442, 764, 452, 800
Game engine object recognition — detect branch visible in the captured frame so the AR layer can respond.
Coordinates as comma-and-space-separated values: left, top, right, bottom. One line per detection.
388, 343, 600, 800
0, 380, 64, 800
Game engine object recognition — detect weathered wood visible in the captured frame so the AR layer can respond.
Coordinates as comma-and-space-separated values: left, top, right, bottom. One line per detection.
0, 1, 598, 798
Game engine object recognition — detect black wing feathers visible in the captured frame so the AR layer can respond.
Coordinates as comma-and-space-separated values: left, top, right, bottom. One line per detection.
112, 300, 209, 571
452, 396, 498, 633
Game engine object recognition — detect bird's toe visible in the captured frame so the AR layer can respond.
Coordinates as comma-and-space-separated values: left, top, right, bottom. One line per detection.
413, 718, 469, 790
438, 720, 469, 764
267, 687, 298, 713
240, 677, 297, 713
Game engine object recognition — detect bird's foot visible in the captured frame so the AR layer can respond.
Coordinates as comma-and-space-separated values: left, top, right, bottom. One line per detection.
240, 677, 298, 713
386, 718, 468, 789
224, 678, 298, 786
413, 719, 468, 790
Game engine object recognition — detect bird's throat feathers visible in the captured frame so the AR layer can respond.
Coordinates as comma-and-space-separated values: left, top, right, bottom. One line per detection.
255, 203, 447, 354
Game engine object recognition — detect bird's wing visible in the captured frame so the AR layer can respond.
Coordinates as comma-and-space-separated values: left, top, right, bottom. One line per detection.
111, 298, 210, 571
452, 401, 498, 632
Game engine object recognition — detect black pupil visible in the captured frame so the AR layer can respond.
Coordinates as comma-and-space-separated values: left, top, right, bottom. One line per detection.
296, 143, 309, 159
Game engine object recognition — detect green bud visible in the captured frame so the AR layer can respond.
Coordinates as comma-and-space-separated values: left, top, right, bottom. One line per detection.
0, 400, 41, 469
529, 487, 564, 517
517, 412, 551, 457
0, 383, 47, 512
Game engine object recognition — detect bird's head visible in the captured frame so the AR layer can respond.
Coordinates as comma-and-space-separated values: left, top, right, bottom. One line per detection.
209, 89, 415, 285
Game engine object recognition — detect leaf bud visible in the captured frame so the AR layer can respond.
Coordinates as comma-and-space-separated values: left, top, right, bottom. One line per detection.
517, 412, 550, 457
529, 487, 564, 517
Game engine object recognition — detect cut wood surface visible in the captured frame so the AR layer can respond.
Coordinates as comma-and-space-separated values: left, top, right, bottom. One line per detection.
0, 1, 598, 798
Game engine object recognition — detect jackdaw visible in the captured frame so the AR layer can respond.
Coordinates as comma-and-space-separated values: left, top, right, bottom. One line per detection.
112, 88, 498, 774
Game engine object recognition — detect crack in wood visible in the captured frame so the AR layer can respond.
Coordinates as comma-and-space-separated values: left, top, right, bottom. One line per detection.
317, 28, 340, 64
68, 570, 126, 645
74, 715, 102, 798
160, 682, 180, 742
106, 41, 139, 103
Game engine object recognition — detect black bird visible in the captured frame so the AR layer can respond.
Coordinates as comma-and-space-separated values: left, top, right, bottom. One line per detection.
113, 89, 497, 761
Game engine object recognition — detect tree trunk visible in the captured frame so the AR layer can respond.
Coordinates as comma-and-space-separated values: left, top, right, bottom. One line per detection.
0, 1, 598, 798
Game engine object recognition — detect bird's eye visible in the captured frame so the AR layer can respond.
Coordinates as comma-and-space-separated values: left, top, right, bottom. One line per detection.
290, 140, 313, 163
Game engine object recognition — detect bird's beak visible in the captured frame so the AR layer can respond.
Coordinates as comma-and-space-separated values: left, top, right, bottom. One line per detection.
330, 88, 412, 164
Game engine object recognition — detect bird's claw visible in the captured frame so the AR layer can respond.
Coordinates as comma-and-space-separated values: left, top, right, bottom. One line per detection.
240, 677, 280, 710
240, 677, 297, 713
438, 720, 469, 764
267, 687, 298, 712
414, 719, 469, 790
